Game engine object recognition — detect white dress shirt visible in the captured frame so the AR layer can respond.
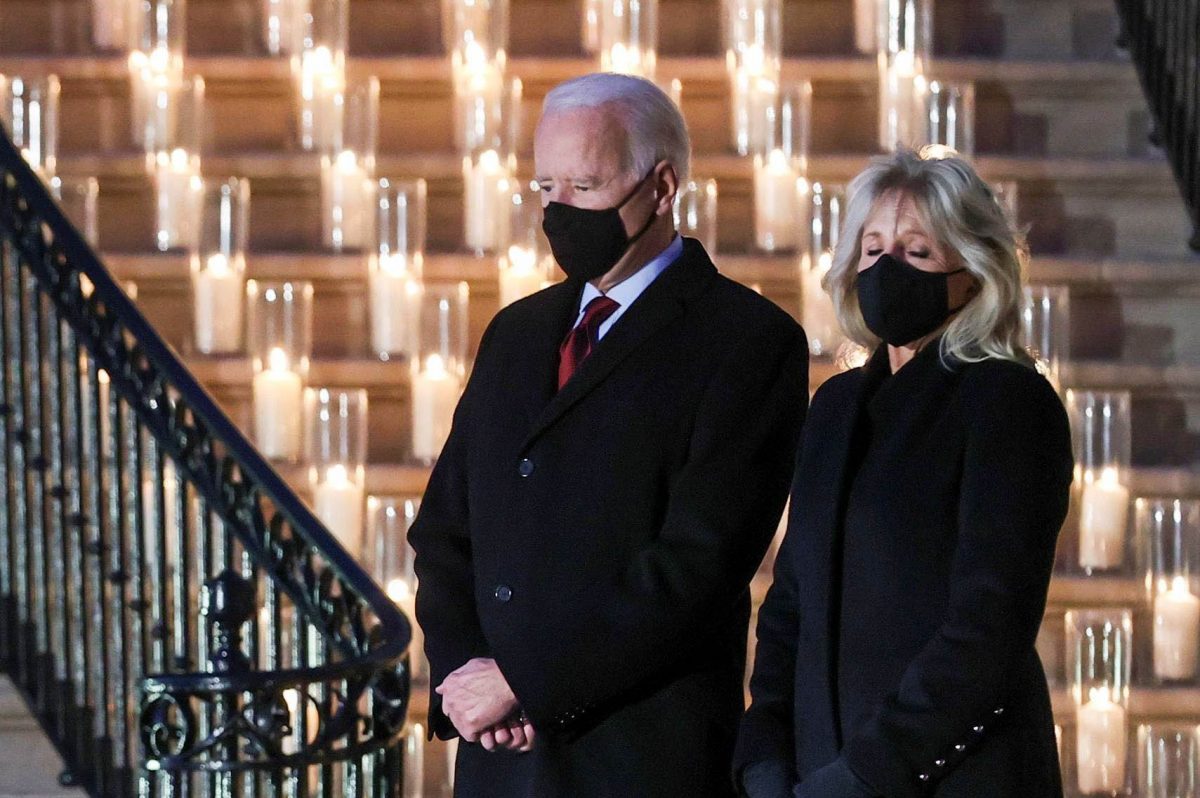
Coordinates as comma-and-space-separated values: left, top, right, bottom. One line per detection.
572, 234, 684, 340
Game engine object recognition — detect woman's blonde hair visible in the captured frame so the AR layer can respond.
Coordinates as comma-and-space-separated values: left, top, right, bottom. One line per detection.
823, 148, 1031, 365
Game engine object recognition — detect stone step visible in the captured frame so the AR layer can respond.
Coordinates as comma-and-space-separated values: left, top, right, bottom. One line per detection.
0, 55, 1152, 160
53, 152, 1190, 258
0, 0, 1123, 61
0, 677, 83, 798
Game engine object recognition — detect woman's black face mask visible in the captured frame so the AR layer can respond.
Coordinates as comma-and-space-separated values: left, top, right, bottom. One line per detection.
541, 170, 658, 282
856, 253, 968, 346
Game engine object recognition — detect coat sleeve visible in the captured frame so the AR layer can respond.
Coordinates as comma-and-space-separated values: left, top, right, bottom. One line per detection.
732, 447, 806, 783
408, 319, 501, 739
491, 319, 810, 735
840, 363, 1073, 797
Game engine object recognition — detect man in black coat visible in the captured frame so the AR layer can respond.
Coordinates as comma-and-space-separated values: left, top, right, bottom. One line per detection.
408, 72, 809, 797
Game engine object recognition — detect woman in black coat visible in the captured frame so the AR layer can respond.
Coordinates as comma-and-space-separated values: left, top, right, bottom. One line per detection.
735, 149, 1074, 798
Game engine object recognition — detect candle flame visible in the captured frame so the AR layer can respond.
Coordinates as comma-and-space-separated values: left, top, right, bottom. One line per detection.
387, 578, 413, 603
424, 353, 447, 375
268, 347, 290, 372
324, 463, 350, 485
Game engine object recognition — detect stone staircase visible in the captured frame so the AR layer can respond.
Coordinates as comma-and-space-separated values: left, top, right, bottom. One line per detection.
0, 677, 82, 798
0, 0, 1197, 794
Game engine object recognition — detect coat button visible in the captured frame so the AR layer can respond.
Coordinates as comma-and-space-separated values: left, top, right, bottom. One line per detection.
517, 458, 535, 477
494, 584, 513, 602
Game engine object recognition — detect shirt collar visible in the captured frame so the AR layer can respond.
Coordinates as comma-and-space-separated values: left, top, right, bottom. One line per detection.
578, 234, 684, 312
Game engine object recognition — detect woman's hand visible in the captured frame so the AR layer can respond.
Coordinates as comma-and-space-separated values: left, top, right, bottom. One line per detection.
793, 760, 877, 798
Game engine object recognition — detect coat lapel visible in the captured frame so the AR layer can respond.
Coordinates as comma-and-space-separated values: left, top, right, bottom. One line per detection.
517, 279, 585, 429
520, 239, 717, 452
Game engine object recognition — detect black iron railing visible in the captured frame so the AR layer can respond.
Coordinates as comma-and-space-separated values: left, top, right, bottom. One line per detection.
1115, 0, 1200, 251
0, 125, 412, 796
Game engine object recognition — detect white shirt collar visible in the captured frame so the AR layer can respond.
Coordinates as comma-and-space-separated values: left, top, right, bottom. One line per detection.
576, 234, 684, 324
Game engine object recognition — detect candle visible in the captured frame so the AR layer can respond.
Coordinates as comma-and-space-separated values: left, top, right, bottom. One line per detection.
1079, 467, 1130, 570
92, 0, 134, 50
253, 347, 304, 461
369, 257, 422, 358
1154, 576, 1200, 680
313, 464, 364, 556
853, 0, 876, 53
411, 354, 462, 461
1075, 687, 1127, 794
464, 150, 509, 253
388, 577, 425, 681
403, 721, 425, 798
155, 148, 202, 251
297, 45, 345, 151
802, 252, 841, 357
880, 49, 923, 151
498, 245, 546, 307
323, 150, 370, 250
731, 70, 777, 156
754, 149, 800, 251
604, 42, 650, 77
446, 737, 459, 789
193, 254, 244, 354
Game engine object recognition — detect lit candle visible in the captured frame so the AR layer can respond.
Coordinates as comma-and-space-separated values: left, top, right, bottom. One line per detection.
388, 577, 425, 681
802, 252, 841, 357
731, 70, 777, 156
1079, 467, 1130, 570
369, 256, 422, 358
853, 0, 876, 53
253, 347, 304, 461
297, 45, 345, 151
92, 0, 134, 50
880, 49, 923, 151
1154, 576, 1200, 680
754, 149, 800, 251
403, 720, 425, 798
1075, 686, 1127, 794
323, 150, 370, 250
605, 42, 649, 77
498, 245, 546, 307
411, 354, 462, 461
463, 150, 509, 253
155, 148, 202, 251
446, 737, 459, 790
193, 253, 244, 354
313, 464, 364, 556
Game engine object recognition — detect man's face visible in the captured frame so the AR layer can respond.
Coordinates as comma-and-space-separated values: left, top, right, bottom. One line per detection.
533, 107, 641, 212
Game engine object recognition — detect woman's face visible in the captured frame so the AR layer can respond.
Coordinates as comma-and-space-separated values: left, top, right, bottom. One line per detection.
856, 190, 958, 275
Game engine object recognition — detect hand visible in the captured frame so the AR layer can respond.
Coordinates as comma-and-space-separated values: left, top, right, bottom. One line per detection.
436, 657, 518, 742
793, 760, 877, 798
478, 711, 537, 753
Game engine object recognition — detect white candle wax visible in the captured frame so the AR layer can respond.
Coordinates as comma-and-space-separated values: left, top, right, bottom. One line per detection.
499, 245, 544, 307
297, 45, 345, 151
464, 150, 509, 253
369, 258, 422, 358
92, 0, 134, 50
446, 737, 459, 789
313, 465, 364, 556
388, 578, 425, 681
605, 43, 649, 77
323, 150, 370, 250
1075, 688, 1127, 794
754, 149, 800, 251
802, 252, 842, 357
411, 354, 462, 461
880, 50, 923, 151
193, 254, 244, 354
731, 69, 777, 155
1154, 576, 1200, 680
253, 348, 304, 461
403, 721, 425, 798
156, 148, 202, 251
853, 0, 876, 53
1078, 469, 1130, 570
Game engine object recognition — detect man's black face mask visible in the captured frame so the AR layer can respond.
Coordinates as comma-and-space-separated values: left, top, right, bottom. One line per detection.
541, 170, 658, 282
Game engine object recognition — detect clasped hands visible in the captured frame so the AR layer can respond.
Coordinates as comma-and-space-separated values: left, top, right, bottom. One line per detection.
437, 657, 537, 753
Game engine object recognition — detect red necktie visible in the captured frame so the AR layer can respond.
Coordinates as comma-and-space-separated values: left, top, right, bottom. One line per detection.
558, 295, 620, 389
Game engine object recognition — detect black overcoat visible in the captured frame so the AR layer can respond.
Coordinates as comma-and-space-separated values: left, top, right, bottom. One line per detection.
410, 239, 809, 797
735, 343, 1073, 797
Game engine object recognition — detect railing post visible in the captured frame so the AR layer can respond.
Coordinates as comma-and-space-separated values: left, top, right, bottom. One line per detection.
202, 570, 255, 798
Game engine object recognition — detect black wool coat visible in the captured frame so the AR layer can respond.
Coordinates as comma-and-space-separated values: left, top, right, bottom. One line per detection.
409, 239, 809, 798
735, 342, 1073, 797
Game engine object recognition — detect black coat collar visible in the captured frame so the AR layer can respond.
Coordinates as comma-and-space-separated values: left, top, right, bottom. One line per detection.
519, 238, 717, 451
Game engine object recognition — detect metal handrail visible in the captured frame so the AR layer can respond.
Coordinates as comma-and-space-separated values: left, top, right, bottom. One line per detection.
0, 120, 412, 796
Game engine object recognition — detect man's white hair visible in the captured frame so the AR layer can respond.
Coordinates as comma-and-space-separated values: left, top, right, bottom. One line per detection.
541, 73, 691, 183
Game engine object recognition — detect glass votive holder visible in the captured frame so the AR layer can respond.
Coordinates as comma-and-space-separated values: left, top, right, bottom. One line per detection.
366, 495, 424, 678
753, 150, 805, 252
247, 279, 314, 462
411, 282, 469, 463
261, 0, 308, 56
153, 146, 203, 252
462, 149, 513, 255
444, 0, 509, 72
498, 185, 554, 307
305, 387, 368, 556
453, 54, 506, 156
191, 177, 250, 355
800, 181, 845, 358
50, 176, 100, 249
730, 68, 778, 156
92, 0, 139, 51
0, 74, 60, 179
369, 178, 426, 360
922, 79, 975, 158
1137, 724, 1200, 798
321, 149, 374, 252
878, 50, 927, 152
136, 72, 204, 166
1021, 284, 1070, 394
1067, 607, 1133, 796
673, 178, 718, 255
1141, 498, 1200, 682
597, 0, 658, 78
1067, 390, 1133, 574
